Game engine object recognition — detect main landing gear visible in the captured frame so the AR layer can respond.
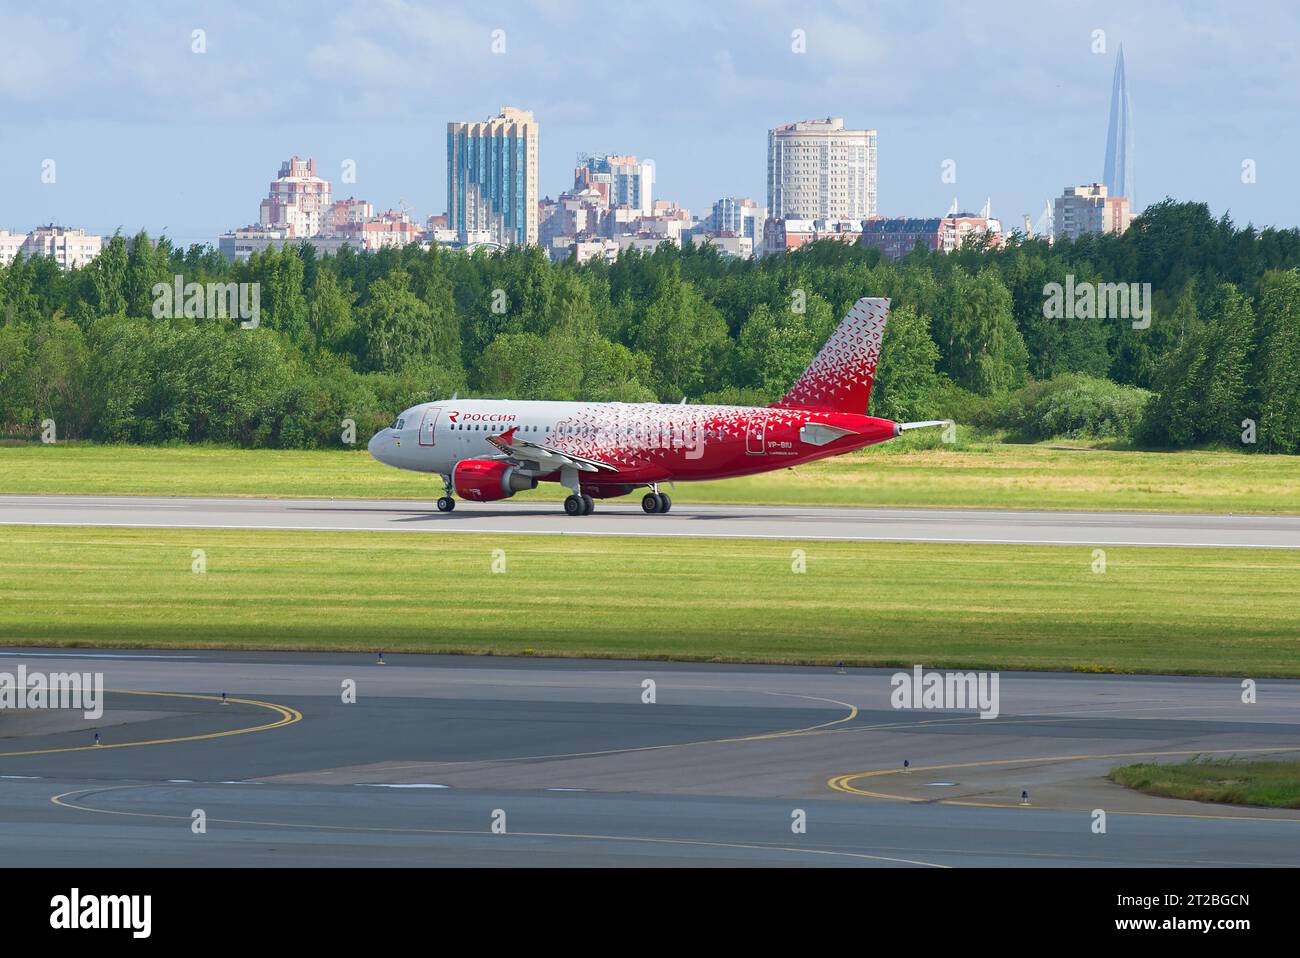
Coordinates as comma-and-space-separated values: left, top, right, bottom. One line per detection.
564, 494, 595, 516
641, 489, 672, 514
437, 473, 456, 512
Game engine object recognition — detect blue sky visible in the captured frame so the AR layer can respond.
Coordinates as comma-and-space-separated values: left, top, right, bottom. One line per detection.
2, 0, 1296, 245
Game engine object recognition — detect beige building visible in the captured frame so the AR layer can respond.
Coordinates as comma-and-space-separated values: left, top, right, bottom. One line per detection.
0, 226, 103, 269
767, 117, 877, 221
1053, 183, 1133, 242
447, 107, 540, 245
260, 156, 332, 238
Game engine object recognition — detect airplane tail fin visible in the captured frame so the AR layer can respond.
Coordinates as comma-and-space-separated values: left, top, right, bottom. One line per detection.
774, 297, 888, 414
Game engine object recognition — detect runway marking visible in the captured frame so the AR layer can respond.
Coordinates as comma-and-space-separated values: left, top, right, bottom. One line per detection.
0, 652, 198, 660
3, 519, 1297, 549
0, 690, 301, 758
356, 783, 448, 789
48, 783, 946, 867
828, 745, 1300, 823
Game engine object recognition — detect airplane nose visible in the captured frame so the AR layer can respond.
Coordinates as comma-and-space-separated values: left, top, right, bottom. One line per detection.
367, 430, 388, 463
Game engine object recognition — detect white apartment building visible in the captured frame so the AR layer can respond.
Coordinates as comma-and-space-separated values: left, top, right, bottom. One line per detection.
0, 226, 103, 269
608, 156, 654, 214
1053, 183, 1133, 242
767, 117, 877, 221
689, 232, 753, 259
708, 197, 766, 246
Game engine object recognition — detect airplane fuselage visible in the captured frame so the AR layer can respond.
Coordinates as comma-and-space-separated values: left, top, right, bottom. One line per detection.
368, 398, 899, 491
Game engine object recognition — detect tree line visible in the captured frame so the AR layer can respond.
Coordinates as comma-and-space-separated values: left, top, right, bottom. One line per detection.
1, 199, 1299, 453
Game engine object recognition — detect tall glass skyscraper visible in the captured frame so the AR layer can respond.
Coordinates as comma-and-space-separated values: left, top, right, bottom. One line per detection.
1102, 46, 1135, 209
447, 107, 539, 246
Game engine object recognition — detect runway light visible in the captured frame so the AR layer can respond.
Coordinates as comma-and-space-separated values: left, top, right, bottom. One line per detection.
93, 733, 101, 747
903, 759, 910, 773
1020, 790, 1030, 806
377, 651, 386, 666
835, 661, 846, 674
220, 692, 228, 706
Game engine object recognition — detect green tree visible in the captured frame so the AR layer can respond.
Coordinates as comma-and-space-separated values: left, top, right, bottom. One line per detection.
358, 271, 436, 372
933, 266, 1028, 394
306, 269, 357, 356
870, 303, 942, 422
1255, 269, 1300, 453
477, 332, 582, 400
634, 280, 731, 399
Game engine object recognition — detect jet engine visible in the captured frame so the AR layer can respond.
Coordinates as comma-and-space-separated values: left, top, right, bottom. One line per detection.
452, 459, 538, 502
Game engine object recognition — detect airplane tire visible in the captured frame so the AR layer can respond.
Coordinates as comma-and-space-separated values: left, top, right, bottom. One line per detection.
657, 493, 672, 513
564, 495, 584, 516
581, 494, 595, 515
641, 493, 660, 514
437, 497, 455, 512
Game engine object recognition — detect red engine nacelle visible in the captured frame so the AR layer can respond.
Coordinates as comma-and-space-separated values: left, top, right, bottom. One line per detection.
453, 459, 537, 502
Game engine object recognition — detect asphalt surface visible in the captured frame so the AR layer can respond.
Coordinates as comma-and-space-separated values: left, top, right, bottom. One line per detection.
2, 649, 1298, 866
3, 495, 1299, 548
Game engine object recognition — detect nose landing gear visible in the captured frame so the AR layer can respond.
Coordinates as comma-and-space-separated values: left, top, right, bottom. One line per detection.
437, 473, 456, 512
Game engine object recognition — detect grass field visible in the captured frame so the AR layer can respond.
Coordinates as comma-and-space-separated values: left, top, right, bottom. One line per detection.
1110, 758, 1300, 808
3, 437, 1299, 513
2, 525, 1298, 674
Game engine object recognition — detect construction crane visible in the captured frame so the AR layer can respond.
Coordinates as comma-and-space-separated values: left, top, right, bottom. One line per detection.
1022, 201, 1053, 241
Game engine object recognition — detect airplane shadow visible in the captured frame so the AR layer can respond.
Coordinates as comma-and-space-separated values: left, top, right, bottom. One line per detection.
289, 503, 753, 523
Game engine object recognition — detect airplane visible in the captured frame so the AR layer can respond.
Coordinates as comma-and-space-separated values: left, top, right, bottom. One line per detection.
367, 297, 948, 515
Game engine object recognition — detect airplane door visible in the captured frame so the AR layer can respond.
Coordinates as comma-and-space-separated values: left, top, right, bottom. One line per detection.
745, 415, 766, 455
418, 407, 442, 446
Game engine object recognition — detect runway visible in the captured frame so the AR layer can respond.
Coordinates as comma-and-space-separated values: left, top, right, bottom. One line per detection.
3, 495, 1299, 548
2, 649, 1298, 866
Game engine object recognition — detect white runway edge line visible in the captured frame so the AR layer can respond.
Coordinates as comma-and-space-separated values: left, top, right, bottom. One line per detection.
0, 652, 198, 659
2, 518, 1298, 550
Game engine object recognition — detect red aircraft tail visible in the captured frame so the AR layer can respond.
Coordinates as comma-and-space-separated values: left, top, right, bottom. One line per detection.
773, 297, 889, 414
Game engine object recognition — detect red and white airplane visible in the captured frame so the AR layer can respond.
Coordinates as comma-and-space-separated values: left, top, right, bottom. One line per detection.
368, 297, 947, 515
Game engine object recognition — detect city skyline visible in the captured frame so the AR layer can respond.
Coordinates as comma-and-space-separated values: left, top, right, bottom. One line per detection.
2, 0, 1295, 245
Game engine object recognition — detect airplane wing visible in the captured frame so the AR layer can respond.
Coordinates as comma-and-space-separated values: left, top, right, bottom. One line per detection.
485, 427, 619, 473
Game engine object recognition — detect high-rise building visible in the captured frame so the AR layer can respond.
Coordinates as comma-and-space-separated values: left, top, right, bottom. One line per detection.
447, 107, 540, 246
767, 117, 877, 221
1102, 45, 1135, 209
575, 154, 653, 214
708, 197, 766, 246
1053, 183, 1133, 242
220, 157, 417, 261
259, 156, 331, 237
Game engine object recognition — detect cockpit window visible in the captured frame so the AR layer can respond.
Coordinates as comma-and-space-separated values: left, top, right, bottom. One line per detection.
391, 417, 405, 430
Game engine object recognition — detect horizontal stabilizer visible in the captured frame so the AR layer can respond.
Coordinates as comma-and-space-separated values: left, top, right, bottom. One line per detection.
893, 420, 953, 436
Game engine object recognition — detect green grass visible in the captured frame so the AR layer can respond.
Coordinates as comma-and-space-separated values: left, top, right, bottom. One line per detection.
3, 437, 1298, 513
3, 526, 1298, 674
1110, 758, 1300, 809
